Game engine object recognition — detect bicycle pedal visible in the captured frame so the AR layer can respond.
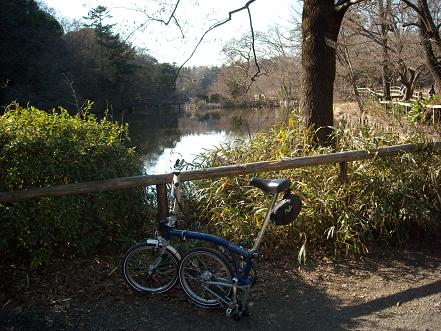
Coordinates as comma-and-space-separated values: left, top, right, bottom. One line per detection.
238, 304, 251, 317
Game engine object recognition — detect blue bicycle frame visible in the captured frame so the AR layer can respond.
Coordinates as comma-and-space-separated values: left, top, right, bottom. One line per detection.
160, 170, 279, 286
162, 224, 254, 285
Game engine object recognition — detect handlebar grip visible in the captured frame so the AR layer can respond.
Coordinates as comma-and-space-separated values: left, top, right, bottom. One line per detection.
173, 158, 185, 171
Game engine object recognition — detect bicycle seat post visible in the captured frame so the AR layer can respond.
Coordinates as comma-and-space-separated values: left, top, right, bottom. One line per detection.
251, 193, 278, 251
171, 171, 181, 215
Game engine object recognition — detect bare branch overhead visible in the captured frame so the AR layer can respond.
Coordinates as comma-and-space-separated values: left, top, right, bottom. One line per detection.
403, 22, 422, 28
116, 1, 184, 41
175, 0, 258, 80
400, 0, 422, 17
246, 5, 264, 92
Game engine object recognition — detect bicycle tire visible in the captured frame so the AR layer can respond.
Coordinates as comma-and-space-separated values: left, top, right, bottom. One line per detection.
179, 247, 233, 308
123, 241, 180, 294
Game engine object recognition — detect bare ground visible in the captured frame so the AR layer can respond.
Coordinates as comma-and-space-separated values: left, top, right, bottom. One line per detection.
1, 242, 440, 331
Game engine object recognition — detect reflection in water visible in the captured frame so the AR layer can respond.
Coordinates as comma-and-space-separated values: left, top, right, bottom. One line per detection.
125, 107, 289, 174
144, 132, 228, 174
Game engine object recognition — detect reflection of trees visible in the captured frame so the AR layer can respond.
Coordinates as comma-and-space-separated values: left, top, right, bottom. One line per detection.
126, 107, 288, 161
125, 108, 182, 158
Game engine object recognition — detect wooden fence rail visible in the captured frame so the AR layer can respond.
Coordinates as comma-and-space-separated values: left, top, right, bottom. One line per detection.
1, 142, 441, 207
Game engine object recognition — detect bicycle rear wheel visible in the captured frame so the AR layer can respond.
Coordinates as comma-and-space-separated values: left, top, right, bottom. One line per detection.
123, 241, 180, 293
179, 247, 233, 308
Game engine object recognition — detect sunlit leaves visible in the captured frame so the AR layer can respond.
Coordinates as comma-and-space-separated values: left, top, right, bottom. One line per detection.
193, 111, 441, 260
0, 103, 150, 267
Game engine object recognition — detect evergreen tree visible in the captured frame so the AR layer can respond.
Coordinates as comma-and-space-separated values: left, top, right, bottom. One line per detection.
0, 0, 65, 107
83, 6, 137, 109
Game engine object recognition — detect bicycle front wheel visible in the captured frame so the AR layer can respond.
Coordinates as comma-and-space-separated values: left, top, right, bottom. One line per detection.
123, 241, 180, 294
179, 247, 233, 308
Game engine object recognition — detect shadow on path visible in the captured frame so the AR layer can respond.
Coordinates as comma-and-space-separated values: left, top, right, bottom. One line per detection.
1, 246, 440, 330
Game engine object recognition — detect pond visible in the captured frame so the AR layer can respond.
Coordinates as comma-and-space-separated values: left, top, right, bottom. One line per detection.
125, 107, 289, 174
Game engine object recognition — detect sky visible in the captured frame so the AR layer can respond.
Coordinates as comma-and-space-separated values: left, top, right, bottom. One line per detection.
43, 0, 299, 66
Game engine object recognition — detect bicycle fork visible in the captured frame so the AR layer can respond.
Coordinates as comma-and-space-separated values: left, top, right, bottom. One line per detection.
146, 237, 174, 275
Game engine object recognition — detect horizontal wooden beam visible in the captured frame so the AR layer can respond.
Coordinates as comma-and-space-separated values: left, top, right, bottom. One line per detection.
1, 142, 440, 203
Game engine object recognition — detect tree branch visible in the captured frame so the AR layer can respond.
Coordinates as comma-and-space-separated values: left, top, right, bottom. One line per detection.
115, 1, 184, 41
347, 15, 395, 52
335, 0, 366, 12
403, 22, 422, 28
245, 5, 263, 92
400, 0, 422, 17
174, 0, 257, 80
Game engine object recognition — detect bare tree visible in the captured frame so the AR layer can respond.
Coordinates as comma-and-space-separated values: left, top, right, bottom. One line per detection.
341, 0, 427, 101
131, 0, 367, 144
379, 0, 393, 100
260, 26, 300, 103
401, 0, 441, 92
336, 28, 365, 112
342, 1, 394, 99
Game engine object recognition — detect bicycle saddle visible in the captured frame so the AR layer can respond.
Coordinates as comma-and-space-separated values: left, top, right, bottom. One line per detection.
249, 177, 291, 194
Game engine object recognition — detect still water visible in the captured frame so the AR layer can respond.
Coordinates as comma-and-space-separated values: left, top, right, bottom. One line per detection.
125, 107, 289, 174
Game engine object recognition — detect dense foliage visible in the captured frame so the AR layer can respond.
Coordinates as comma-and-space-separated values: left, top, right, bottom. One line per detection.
0, 104, 150, 267
0, 0, 65, 107
0, 0, 178, 112
193, 114, 441, 260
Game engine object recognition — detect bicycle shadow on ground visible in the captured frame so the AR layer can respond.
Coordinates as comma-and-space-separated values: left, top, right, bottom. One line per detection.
63, 270, 350, 331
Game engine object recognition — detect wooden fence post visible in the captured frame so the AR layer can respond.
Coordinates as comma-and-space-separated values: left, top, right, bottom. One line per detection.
156, 184, 169, 221
339, 161, 348, 182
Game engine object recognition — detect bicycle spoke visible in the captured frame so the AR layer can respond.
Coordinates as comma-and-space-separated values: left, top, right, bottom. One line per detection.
124, 243, 179, 293
179, 248, 232, 307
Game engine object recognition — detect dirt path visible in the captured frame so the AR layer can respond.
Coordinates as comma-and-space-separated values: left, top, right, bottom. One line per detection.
1, 243, 440, 330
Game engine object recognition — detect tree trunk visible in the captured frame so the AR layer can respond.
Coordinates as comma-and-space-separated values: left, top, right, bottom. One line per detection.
419, 20, 441, 92
409, 0, 441, 93
300, 0, 346, 145
399, 66, 420, 101
379, 0, 391, 101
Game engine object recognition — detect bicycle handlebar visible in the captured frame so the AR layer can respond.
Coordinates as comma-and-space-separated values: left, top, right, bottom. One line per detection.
173, 159, 186, 173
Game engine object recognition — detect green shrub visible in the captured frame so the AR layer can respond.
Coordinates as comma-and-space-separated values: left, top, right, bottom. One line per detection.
0, 103, 151, 267
193, 114, 441, 260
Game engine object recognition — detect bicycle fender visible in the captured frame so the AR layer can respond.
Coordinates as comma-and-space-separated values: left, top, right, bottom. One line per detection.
146, 239, 182, 261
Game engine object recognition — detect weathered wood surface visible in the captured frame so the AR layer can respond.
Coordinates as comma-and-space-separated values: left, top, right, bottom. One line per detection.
357, 86, 403, 99
358, 86, 434, 101
426, 105, 441, 124
156, 184, 169, 220
1, 142, 440, 203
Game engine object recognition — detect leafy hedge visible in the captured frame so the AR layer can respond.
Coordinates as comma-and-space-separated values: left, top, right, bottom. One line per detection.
193, 115, 441, 260
0, 103, 150, 267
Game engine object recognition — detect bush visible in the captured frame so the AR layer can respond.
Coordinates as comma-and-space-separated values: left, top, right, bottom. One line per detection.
193, 114, 441, 261
0, 103, 151, 267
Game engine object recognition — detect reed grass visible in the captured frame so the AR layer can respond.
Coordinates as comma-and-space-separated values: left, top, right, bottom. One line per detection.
188, 111, 441, 261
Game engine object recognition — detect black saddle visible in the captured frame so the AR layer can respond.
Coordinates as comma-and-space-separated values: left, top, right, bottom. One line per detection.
249, 177, 291, 194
